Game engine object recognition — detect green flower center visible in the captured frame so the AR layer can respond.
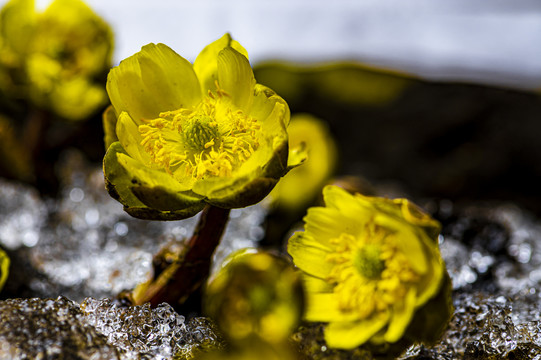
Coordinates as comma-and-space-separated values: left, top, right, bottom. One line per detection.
353, 244, 385, 280
183, 115, 220, 151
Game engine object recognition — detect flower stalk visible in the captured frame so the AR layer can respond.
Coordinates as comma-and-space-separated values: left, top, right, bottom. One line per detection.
130, 205, 230, 308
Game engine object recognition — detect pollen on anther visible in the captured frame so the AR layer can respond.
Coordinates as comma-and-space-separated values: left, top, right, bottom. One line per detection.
138, 94, 261, 181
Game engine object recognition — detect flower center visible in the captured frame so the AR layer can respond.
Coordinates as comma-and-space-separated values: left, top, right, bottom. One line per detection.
139, 92, 260, 180
353, 244, 385, 280
183, 115, 220, 152
325, 223, 421, 319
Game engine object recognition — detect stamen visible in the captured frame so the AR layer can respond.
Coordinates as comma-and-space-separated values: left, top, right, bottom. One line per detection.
138, 94, 260, 180
325, 223, 420, 319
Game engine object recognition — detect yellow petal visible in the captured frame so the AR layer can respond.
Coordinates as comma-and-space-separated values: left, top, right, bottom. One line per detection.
107, 43, 201, 124
0, 246, 9, 292
304, 293, 357, 323
0, 0, 36, 55
193, 33, 249, 95
49, 77, 107, 121
397, 229, 429, 275
43, 0, 101, 27
235, 99, 289, 180
323, 185, 363, 211
117, 151, 193, 193
40, 0, 113, 73
217, 47, 255, 111
324, 314, 389, 350
375, 214, 429, 275
115, 111, 153, 167
304, 207, 362, 248
302, 274, 333, 294
270, 114, 337, 211
322, 186, 374, 228
398, 198, 441, 239
304, 207, 343, 245
138, 43, 201, 109
262, 117, 291, 180
414, 238, 445, 306
102, 105, 118, 150
250, 84, 286, 124
257, 91, 289, 140
287, 232, 334, 279
103, 141, 147, 208
384, 287, 417, 343
286, 140, 307, 171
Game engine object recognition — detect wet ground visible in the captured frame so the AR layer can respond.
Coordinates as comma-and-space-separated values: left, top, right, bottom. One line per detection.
1, 149, 541, 359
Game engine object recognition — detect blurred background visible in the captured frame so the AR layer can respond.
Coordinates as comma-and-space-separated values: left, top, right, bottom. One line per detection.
24, 0, 541, 90
1, 0, 541, 215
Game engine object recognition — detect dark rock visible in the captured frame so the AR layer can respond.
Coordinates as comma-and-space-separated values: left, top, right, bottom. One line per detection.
0, 296, 119, 359
0, 296, 225, 360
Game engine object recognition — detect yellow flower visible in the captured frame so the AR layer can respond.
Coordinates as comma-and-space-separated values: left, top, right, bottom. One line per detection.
269, 113, 337, 212
194, 338, 297, 360
103, 34, 292, 220
288, 185, 450, 349
204, 249, 304, 344
0, 247, 9, 292
0, 0, 113, 120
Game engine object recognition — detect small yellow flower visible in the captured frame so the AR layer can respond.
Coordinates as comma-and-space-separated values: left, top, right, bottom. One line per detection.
0, 247, 9, 292
103, 34, 292, 220
288, 185, 450, 349
0, 0, 113, 120
204, 249, 304, 344
194, 338, 297, 360
269, 113, 337, 212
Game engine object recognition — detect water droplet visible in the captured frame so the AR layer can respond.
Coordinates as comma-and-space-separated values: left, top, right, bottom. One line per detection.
85, 208, 100, 226
518, 243, 532, 264
69, 188, 85, 202
114, 222, 128, 236
22, 231, 39, 247
105, 240, 118, 252
248, 226, 265, 240
461, 265, 478, 284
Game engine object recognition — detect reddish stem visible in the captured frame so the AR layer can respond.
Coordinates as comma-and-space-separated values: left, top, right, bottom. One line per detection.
131, 205, 231, 308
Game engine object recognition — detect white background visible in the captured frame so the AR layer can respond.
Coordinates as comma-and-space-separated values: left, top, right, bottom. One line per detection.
4, 0, 541, 90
